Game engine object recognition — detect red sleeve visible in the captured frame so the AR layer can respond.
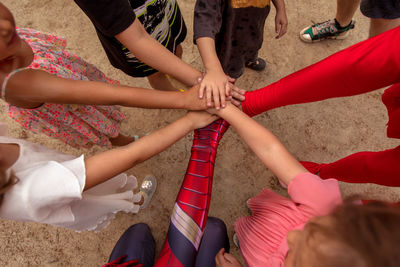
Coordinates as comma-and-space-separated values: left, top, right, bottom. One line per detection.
243, 25, 400, 117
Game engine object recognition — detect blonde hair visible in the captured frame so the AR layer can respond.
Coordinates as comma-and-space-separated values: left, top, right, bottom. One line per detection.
0, 169, 18, 204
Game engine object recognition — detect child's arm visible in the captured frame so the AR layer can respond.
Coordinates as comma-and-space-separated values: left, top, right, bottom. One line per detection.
272, 0, 288, 39
196, 37, 230, 109
84, 111, 217, 189
212, 104, 307, 185
116, 19, 202, 87
194, 0, 231, 110
5, 69, 207, 110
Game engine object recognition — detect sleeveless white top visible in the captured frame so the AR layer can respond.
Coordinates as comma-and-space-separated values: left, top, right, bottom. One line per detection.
0, 124, 140, 231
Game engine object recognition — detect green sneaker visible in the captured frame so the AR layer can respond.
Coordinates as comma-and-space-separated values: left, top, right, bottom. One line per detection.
299, 19, 355, 43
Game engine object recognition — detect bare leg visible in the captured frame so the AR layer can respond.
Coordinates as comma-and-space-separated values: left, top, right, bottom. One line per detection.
335, 0, 361, 27
369, 18, 400, 37
175, 44, 183, 59
147, 72, 177, 91
110, 133, 135, 146
147, 44, 184, 91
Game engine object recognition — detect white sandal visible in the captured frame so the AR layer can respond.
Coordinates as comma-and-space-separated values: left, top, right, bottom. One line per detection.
139, 175, 157, 209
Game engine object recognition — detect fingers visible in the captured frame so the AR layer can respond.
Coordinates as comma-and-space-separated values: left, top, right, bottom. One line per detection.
275, 19, 288, 39
231, 86, 246, 101
215, 248, 225, 266
213, 86, 221, 109
275, 22, 281, 38
231, 98, 241, 108
199, 82, 206, 99
276, 23, 286, 38
220, 86, 226, 108
232, 91, 245, 102
206, 86, 213, 107
280, 22, 288, 37
224, 253, 237, 263
225, 82, 232, 97
227, 75, 236, 83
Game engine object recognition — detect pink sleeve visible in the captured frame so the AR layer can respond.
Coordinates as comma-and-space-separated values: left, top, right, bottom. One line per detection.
288, 172, 342, 215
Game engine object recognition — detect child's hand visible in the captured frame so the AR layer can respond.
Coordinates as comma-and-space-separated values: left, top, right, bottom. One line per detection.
215, 248, 242, 267
275, 9, 288, 39
206, 101, 235, 116
199, 70, 231, 110
229, 84, 246, 108
186, 111, 219, 129
183, 84, 208, 110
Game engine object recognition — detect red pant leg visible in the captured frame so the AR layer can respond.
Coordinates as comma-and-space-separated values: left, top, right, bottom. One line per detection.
243, 26, 400, 117
383, 83, 400, 139
306, 146, 400, 186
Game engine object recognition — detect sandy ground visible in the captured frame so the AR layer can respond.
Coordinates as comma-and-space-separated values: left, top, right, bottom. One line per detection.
1, 0, 399, 266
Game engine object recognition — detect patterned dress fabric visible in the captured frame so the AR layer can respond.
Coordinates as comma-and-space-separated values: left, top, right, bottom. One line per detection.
1, 28, 126, 148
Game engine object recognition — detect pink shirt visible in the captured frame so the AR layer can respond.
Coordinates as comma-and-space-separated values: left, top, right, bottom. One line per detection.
234, 173, 342, 266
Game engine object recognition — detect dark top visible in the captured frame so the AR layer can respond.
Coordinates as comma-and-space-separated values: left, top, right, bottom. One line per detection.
194, 0, 270, 78
360, 0, 400, 19
74, 0, 187, 77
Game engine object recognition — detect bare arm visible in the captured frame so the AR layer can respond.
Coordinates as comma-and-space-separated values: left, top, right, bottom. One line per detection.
196, 37, 230, 109
5, 69, 207, 110
272, 0, 288, 39
84, 111, 217, 189
116, 19, 202, 86
214, 104, 307, 185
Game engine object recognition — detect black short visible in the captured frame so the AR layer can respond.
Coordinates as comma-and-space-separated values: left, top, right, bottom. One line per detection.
361, 0, 400, 19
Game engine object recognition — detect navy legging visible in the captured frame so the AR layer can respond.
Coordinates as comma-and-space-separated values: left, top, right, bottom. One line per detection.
108, 217, 229, 267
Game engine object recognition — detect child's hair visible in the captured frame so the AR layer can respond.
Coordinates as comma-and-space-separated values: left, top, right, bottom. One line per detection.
305, 200, 400, 267
0, 169, 18, 204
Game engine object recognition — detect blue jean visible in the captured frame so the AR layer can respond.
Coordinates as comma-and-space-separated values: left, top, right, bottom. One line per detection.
108, 217, 229, 267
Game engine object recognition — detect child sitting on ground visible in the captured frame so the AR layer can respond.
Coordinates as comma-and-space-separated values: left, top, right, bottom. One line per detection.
0, 111, 217, 232
194, 0, 287, 108
210, 104, 400, 267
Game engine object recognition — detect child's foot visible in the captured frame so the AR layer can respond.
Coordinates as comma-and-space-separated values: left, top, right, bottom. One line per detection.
110, 134, 138, 146
245, 58, 266, 71
299, 19, 355, 43
139, 175, 157, 209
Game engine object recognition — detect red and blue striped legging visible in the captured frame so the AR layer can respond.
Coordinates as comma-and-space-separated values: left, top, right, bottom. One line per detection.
242, 25, 400, 186
155, 119, 229, 267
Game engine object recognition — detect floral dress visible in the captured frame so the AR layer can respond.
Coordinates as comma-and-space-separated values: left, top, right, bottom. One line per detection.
1, 28, 126, 148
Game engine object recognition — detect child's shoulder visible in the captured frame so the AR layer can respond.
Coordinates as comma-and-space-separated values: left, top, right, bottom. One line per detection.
288, 173, 342, 214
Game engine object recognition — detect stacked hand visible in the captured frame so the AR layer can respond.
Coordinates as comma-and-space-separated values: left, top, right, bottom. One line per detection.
197, 72, 246, 110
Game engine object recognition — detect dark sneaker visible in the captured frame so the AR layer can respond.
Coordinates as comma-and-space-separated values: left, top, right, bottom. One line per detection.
299, 19, 355, 43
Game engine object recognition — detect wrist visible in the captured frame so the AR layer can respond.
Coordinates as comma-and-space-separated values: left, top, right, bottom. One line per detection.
217, 104, 235, 118
205, 64, 224, 74
183, 113, 197, 129
191, 70, 203, 85
179, 91, 188, 109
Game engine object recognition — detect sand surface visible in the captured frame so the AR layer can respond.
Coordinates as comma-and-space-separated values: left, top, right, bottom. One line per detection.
1, 0, 399, 266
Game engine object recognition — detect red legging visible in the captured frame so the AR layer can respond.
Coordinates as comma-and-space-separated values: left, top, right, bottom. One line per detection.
242, 25, 400, 186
